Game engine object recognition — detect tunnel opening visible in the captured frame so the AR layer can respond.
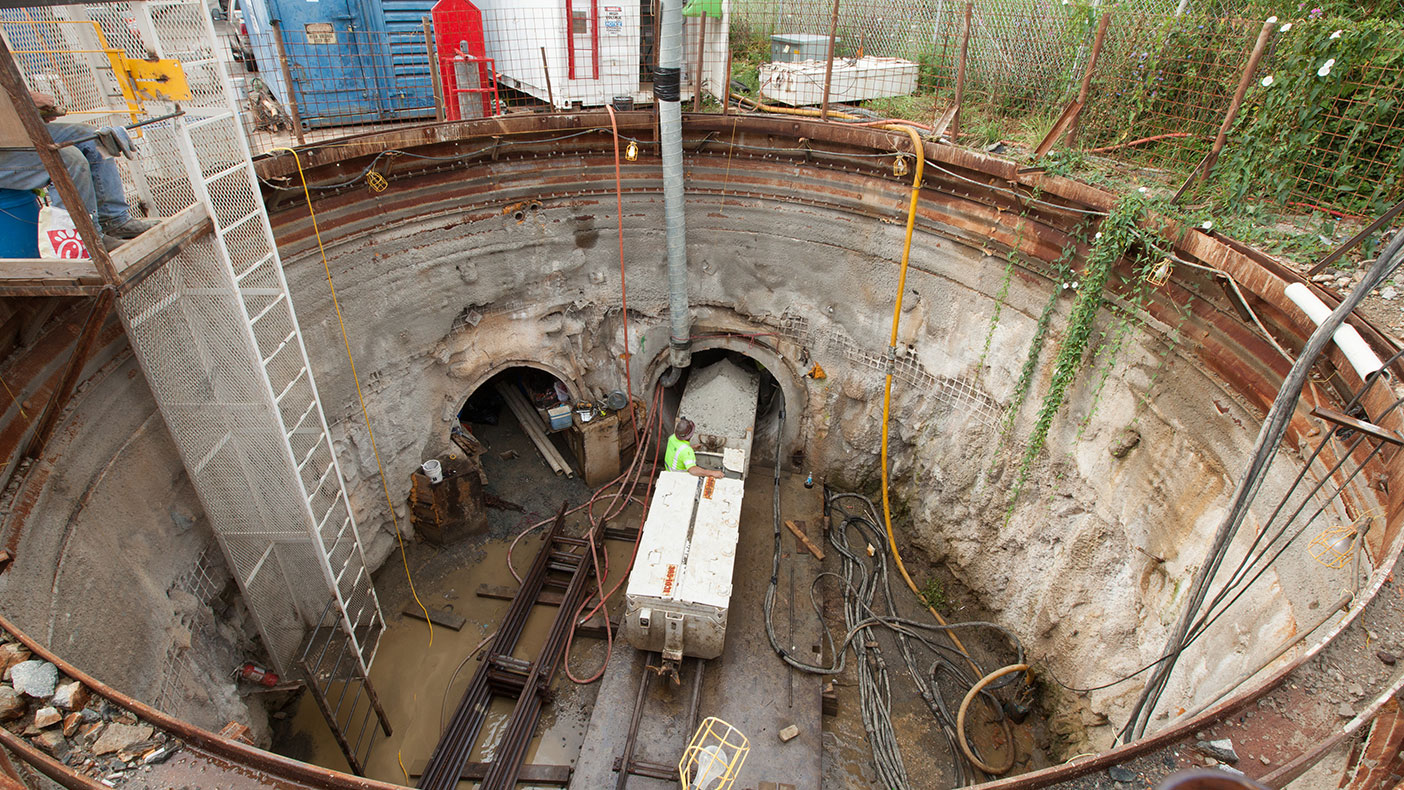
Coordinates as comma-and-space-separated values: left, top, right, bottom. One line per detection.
656, 347, 784, 467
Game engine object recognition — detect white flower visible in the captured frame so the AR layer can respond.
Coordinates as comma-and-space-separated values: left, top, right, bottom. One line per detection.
1266, 15, 1278, 23
1138, 186, 1149, 194
1330, 29, 1342, 39
1318, 58, 1335, 77
1095, 231, 1102, 240
1280, 22, 1292, 31
1201, 220, 1213, 230
1261, 75, 1275, 87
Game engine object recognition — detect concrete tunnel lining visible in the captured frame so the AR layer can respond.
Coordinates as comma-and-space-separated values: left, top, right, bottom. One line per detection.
0, 111, 1399, 787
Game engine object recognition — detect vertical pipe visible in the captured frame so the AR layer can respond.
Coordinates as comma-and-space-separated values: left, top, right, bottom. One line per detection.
819, 0, 840, 121
693, 15, 707, 111
0, 36, 118, 283
658, 0, 690, 369
1201, 19, 1275, 179
722, 49, 732, 115
592, 0, 601, 80
1067, 11, 1110, 146
270, 20, 306, 145
566, 0, 576, 80
951, 1, 972, 142
423, 16, 445, 122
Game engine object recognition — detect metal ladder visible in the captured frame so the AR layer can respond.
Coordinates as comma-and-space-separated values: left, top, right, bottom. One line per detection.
112, 0, 390, 773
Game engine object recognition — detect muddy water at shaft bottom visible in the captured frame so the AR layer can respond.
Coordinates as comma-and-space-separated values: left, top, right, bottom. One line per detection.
278, 508, 643, 787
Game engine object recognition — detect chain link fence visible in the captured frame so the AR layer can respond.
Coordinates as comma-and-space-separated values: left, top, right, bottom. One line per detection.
209, 1, 1402, 217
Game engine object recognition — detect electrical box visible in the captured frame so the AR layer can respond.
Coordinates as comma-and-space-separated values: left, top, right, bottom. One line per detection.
623, 471, 745, 660
676, 358, 760, 480
770, 33, 836, 63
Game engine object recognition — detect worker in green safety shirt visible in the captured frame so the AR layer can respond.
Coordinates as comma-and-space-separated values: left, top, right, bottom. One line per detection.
665, 418, 724, 478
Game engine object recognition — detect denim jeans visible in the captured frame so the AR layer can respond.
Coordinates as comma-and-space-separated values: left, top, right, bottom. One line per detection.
0, 122, 131, 229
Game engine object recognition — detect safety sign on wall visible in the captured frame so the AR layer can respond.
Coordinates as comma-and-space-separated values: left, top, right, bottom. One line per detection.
603, 6, 623, 35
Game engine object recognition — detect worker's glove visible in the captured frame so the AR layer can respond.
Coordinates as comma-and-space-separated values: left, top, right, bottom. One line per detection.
93, 126, 136, 160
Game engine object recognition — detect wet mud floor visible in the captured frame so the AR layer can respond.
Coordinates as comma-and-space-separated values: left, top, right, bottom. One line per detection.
274, 418, 1054, 787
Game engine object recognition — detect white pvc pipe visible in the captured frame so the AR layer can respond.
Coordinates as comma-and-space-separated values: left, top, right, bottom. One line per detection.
1284, 282, 1383, 379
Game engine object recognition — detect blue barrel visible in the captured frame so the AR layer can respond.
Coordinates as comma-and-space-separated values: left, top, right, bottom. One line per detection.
0, 189, 40, 258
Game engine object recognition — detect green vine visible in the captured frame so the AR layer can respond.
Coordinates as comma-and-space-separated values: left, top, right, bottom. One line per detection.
977, 188, 1041, 382
1007, 194, 1147, 505
1075, 249, 1161, 438
1217, 16, 1404, 216
999, 219, 1089, 441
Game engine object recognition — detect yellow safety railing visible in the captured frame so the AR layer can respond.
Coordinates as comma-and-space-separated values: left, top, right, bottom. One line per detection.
678, 716, 749, 790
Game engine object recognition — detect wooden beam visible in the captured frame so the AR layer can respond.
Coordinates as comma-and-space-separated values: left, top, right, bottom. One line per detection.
784, 519, 825, 560
400, 604, 466, 631
112, 202, 213, 285
0, 260, 104, 282
0, 283, 104, 297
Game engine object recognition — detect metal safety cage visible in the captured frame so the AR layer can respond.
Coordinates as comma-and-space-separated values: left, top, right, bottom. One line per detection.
0, 0, 390, 756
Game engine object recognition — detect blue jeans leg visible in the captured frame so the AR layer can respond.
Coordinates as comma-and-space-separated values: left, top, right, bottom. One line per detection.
0, 145, 96, 219
45, 123, 129, 228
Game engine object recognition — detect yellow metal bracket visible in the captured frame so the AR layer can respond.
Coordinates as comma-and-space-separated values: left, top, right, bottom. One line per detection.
124, 57, 189, 103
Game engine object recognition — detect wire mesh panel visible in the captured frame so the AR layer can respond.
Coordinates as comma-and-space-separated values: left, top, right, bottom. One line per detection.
3, 0, 386, 685
1076, 11, 1259, 170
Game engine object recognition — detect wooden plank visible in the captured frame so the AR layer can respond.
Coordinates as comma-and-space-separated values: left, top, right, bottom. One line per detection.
784, 519, 825, 560
406, 759, 571, 784
477, 583, 564, 607
0, 259, 103, 282
112, 202, 213, 284
401, 604, 466, 631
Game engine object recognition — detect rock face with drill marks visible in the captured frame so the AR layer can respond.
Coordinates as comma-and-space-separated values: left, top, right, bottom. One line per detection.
265, 191, 1347, 757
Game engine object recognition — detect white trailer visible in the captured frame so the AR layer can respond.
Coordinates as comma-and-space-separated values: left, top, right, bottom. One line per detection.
475, 0, 730, 109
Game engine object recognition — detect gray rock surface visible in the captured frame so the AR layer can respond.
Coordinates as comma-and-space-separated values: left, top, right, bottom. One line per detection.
9, 660, 58, 698
92, 722, 153, 756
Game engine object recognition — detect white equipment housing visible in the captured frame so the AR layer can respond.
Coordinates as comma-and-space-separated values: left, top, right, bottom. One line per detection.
758, 56, 919, 106
624, 472, 744, 660
623, 358, 761, 661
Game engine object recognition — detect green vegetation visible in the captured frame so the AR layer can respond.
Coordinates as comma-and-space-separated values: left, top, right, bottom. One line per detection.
1217, 16, 1404, 217
1006, 196, 1148, 507
918, 575, 947, 613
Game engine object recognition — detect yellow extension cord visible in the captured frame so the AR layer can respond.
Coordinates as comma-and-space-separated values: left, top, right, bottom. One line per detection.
272, 148, 433, 647
878, 127, 982, 671
723, 102, 985, 676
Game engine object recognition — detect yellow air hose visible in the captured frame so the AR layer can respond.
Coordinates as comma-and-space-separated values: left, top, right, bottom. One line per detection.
273, 148, 434, 646
878, 127, 984, 673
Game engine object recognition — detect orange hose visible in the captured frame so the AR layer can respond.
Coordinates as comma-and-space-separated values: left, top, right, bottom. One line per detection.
605, 105, 639, 443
